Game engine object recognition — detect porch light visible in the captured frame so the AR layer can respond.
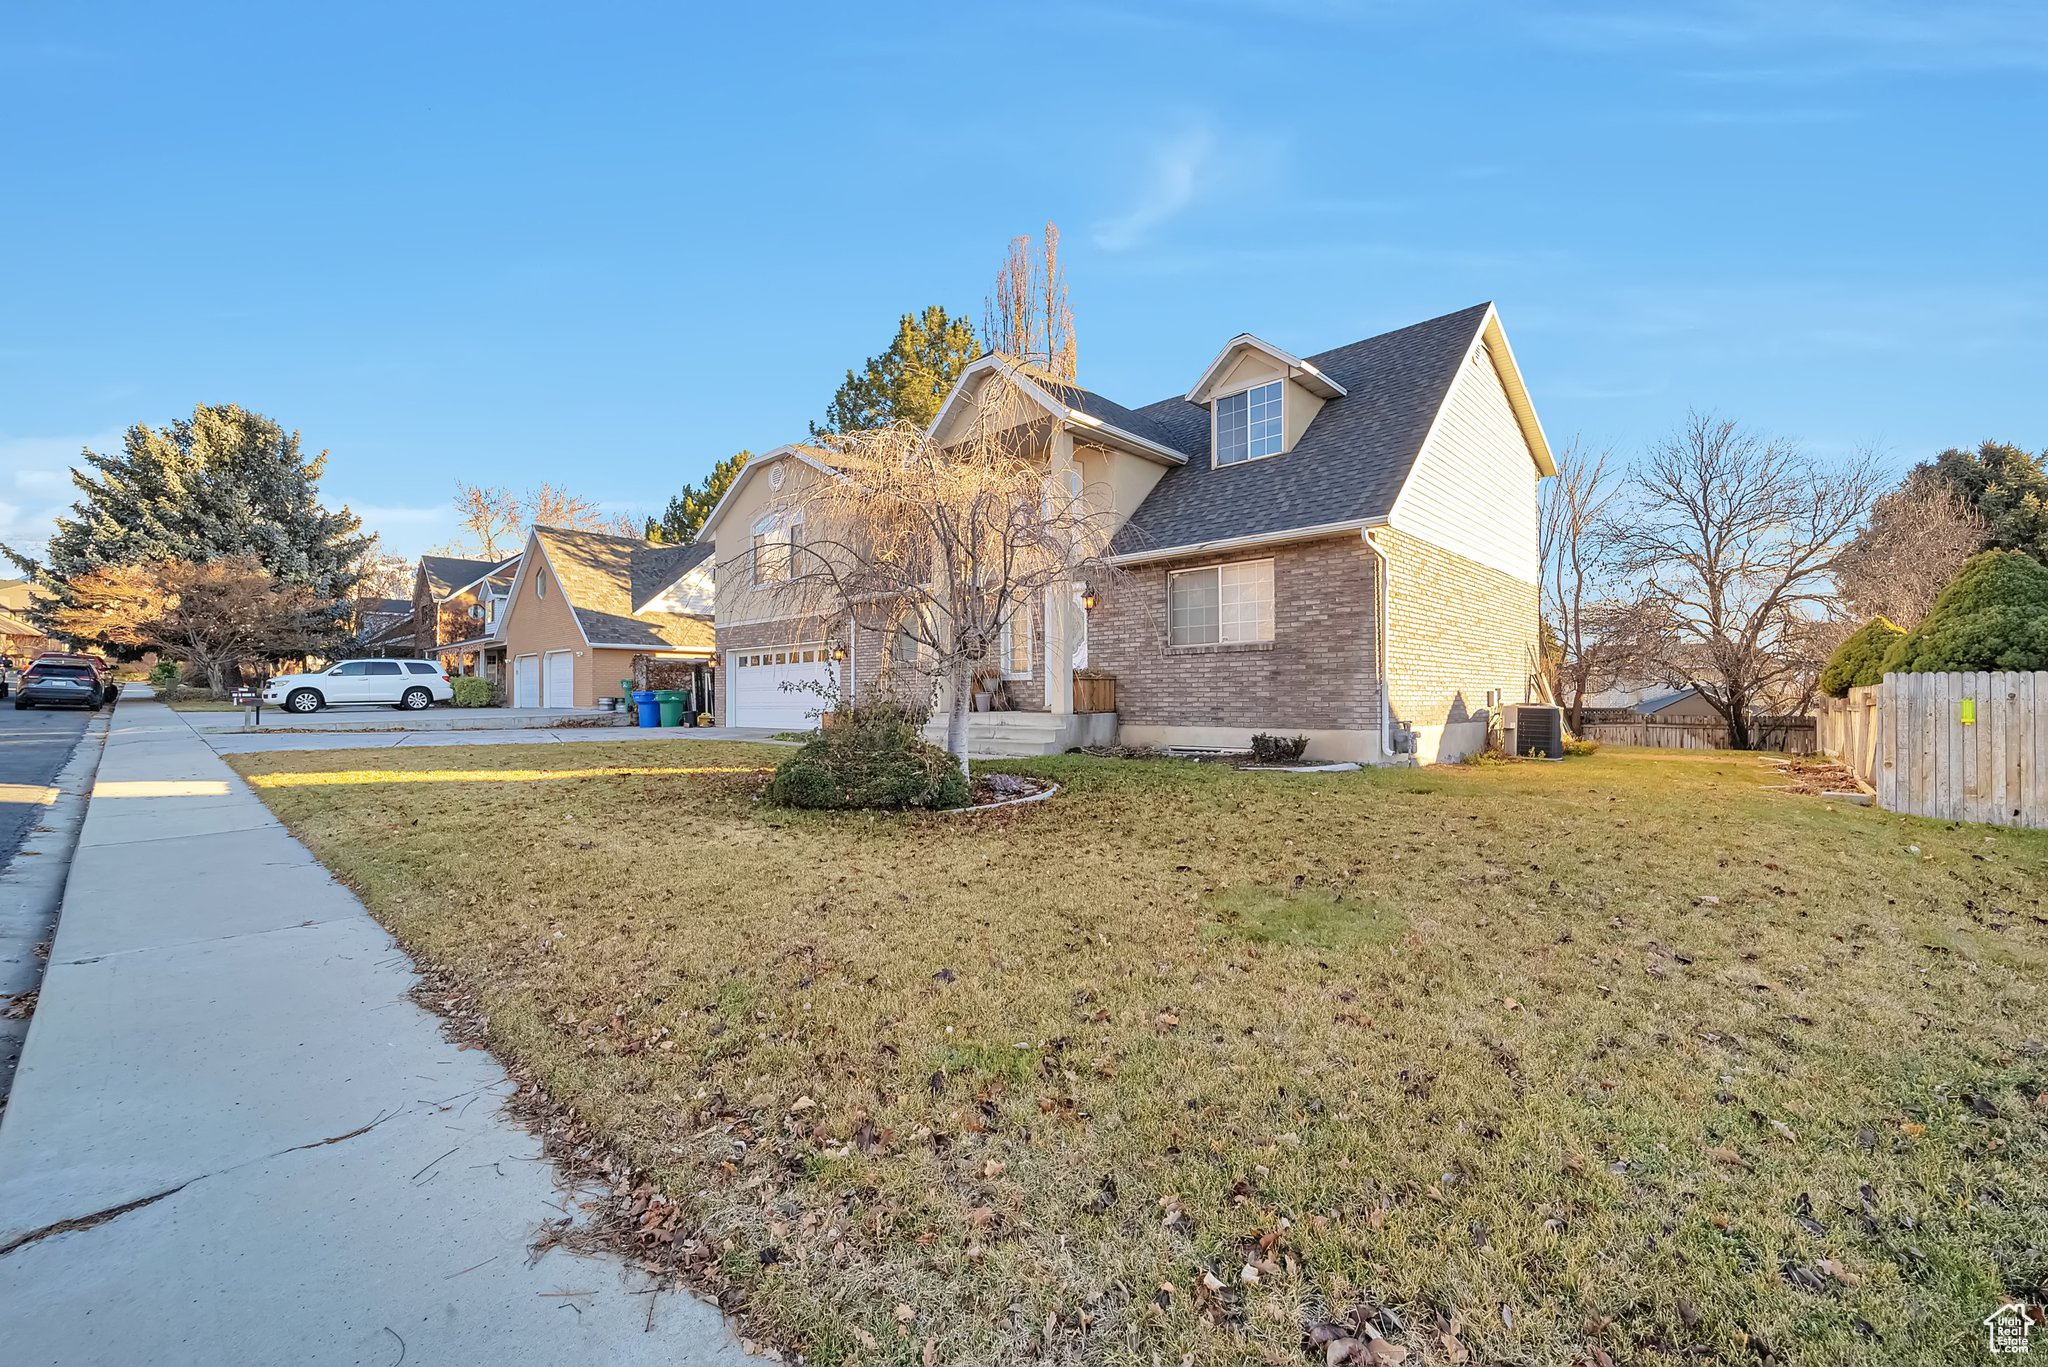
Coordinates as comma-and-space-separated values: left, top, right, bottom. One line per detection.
1080, 590, 1097, 611
831, 646, 847, 662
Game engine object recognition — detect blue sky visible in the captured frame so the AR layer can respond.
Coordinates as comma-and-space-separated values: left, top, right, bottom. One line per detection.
3, 1, 2044, 558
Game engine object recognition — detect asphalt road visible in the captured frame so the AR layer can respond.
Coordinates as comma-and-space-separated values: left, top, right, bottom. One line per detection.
0, 701, 92, 872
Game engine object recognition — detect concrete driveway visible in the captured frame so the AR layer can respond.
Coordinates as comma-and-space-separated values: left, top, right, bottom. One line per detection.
0, 697, 751, 1365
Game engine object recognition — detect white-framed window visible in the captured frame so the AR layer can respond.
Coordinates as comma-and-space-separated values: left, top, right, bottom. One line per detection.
534, 568, 547, 599
751, 514, 803, 585
1168, 558, 1274, 647
1215, 380, 1284, 466
999, 597, 1033, 679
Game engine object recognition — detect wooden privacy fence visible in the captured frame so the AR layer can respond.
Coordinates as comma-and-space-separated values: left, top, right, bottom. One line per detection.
1578, 716, 1817, 755
1865, 671, 2048, 829
1816, 686, 1882, 788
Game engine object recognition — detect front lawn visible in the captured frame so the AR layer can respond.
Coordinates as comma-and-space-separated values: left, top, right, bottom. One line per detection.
228, 742, 2048, 1366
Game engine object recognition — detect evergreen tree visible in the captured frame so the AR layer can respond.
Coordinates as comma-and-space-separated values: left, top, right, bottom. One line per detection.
813, 306, 979, 436
646, 450, 749, 544
1915, 440, 2048, 562
1879, 549, 2048, 676
5, 404, 368, 642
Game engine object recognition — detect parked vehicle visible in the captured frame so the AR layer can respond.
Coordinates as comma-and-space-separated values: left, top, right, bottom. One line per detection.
262, 659, 454, 714
15, 661, 107, 710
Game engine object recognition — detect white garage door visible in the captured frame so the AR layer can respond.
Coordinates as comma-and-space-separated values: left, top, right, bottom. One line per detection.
512, 654, 540, 709
727, 646, 832, 729
543, 650, 575, 708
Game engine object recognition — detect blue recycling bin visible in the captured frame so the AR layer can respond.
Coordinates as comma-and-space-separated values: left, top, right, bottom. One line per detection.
632, 690, 659, 728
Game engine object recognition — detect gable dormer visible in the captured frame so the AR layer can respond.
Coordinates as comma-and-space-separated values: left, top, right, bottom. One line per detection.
1185, 335, 1346, 467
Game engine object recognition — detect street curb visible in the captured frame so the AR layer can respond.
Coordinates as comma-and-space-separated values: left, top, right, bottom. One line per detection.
0, 703, 114, 1110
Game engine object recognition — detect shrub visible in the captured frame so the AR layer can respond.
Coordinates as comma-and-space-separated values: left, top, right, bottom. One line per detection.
1820, 617, 1905, 696
147, 660, 181, 691
1562, 736, 1600, 757
450, 676, 499, 708
1249, 733, 1310, 764
765, 707, 969, 811
1879, 550, 2048, 676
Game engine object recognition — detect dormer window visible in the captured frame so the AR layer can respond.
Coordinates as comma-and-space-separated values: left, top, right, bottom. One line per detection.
1216, 380, 1284, 466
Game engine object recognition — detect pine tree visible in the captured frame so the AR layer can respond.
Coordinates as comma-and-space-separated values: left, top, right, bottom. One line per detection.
646, 451, 750, 544
813, 306, 980, 435
5, 404, 369, 642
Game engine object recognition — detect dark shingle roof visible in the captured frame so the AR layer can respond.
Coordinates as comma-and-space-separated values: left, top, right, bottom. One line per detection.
1099, 303, 1493, 557
420, 555, 512, 598
531, 527, 714, 653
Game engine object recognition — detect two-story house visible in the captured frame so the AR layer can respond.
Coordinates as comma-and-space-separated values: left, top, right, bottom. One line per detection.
697, 302, 1554, 764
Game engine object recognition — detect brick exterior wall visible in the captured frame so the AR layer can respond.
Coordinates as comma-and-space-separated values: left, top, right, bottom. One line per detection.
1379, 527, 1541, 742
1089, 535, 1381, 732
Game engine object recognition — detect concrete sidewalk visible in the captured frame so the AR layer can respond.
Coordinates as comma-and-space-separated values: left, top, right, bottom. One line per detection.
0, 696, 750, 1366
199, 723, 792, 756
175, 704, 633, 734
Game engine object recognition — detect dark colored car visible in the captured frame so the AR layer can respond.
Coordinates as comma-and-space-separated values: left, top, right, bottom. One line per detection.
15, 661, 106, 710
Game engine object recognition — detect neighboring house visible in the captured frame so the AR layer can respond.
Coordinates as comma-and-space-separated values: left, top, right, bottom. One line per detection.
0, 607, 52, 664
349, 596, 416, 656
698, 302, 1556, 763
1620, 686, 1724, 723
412, 554, 521, 685
491, 525, 715, 709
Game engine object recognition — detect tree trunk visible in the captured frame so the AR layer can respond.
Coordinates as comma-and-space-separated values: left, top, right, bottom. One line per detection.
942, 659, 973, 778
203, 659, 229, 698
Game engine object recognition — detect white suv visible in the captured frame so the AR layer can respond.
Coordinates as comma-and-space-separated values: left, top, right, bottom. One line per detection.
263, 659, 455, 714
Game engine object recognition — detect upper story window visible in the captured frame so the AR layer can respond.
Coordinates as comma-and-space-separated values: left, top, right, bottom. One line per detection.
534, 568, 547, 599
751, 515, 803, 585
1215, 380, 1284, 466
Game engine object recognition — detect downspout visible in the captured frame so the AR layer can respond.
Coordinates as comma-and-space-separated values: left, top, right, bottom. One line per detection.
1361, 527, 1398, 764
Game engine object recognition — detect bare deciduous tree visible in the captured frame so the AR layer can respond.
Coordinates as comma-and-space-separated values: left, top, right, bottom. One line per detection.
47, 556, 323, 695
752, 381, 1116, 771
1616, 412, 1880, 749
1833, 473, 1988, 628
983, 223, 1077, 381
438, 482, 632, 558
1540, 441, 1662, 730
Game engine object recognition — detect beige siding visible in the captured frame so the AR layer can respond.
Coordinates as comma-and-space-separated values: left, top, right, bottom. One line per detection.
1379, 528, 1542, 763
1389, 343, 1539, 584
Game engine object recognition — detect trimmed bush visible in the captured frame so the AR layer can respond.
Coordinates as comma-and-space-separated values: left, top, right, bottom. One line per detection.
765, 707, 969, 811
1879, 549, 2048, 676
146, 660, 181, 691
1820, 617, 1905, 696
450, 676, 500, 708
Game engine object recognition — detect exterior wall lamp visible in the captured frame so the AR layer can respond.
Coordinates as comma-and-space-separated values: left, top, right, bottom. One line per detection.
1080, 590, 1098, 611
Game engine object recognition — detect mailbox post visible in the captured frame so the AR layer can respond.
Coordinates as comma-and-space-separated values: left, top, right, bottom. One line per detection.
231, 686, 262, 728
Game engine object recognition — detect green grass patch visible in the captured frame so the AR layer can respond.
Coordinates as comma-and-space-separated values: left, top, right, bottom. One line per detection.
1200, 883, 1408, 951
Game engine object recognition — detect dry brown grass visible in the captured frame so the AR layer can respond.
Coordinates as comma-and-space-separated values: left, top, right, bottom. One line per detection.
229, 740, 2048, 1366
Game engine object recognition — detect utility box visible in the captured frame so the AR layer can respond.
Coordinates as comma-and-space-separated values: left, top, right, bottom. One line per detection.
1508, 704, 1564, 759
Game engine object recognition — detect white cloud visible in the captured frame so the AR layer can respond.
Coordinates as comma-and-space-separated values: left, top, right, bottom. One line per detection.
0, 431, 114, 563
1092, 124, 1218, 252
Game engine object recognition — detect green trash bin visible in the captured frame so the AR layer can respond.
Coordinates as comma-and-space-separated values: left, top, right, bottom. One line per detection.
655, 689, 684, 728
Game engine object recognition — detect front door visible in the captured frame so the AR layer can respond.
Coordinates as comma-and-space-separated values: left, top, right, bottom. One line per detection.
543, 650, 575, 708
512, 654, 540, 708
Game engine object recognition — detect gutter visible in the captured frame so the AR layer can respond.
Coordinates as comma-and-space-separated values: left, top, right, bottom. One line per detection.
1109, 516, 1386, 568
1361, 527, 1398, 764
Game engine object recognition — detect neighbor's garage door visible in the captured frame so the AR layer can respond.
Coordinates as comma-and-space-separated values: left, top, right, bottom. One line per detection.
727, 646, 832, 728
543, 650, 575, 708
512, 654, 540, 708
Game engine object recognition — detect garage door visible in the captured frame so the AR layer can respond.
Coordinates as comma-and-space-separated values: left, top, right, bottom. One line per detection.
543, 650, 575, 708
512, 654, 540, 709
727, 646, 832, 729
